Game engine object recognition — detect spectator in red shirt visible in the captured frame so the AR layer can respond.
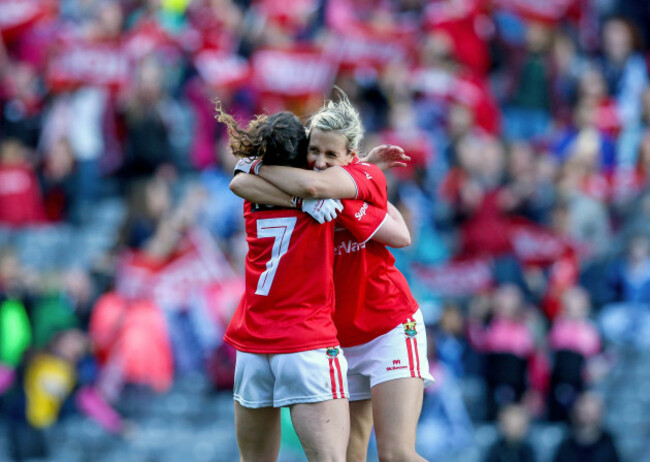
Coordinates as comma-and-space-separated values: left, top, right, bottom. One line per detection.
442, 135, 513, 258
0, 138, 46, 226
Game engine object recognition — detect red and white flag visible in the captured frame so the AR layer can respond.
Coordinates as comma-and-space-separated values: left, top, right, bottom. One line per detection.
325, 24, 415, 71
194, 49, 250, 90
491, 0, 575, 23
116, 228, 235, 307
47, 41, 129, 91
414, 258, 493, 297
508, 219, 569, 267
251, 47, 337, 97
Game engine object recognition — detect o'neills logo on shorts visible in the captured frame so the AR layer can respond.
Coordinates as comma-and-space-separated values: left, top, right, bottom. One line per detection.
386, 359, 408, 371
326, 347, 340, 358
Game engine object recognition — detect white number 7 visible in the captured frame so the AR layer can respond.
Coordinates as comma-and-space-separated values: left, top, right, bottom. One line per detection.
255, 217, 297, 296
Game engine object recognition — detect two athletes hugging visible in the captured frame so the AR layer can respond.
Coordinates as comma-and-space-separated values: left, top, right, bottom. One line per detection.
217, 89, 434, 462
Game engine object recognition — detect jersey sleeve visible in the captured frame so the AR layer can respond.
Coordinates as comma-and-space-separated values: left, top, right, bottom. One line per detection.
337, 199, 387, 244
337, 162, 388, 207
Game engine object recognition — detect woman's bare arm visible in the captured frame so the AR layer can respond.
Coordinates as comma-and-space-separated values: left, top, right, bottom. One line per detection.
230, 173, 296, 208
257, 164, 357, 199
372, 202, 411, 248
256, 145, 405, 198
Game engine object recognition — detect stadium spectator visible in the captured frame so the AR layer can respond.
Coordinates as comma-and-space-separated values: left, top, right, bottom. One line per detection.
442, 135, 514, 258
552, 392, 621, 462
600, 233, 650, 349
418, 328, 473, 460
119, 57, 175, 180
39, 137, 79, 223
549, 32, 586, 124
467, 284, 536, 420
547, 286, 601, 422
0, 139, 46, 226
485, 404, 536, 462
600, 17, 648, 127
605, 233, 650, 303
433, 303, 475, 379
503, 21, 553, 141
0, 61, 43, 148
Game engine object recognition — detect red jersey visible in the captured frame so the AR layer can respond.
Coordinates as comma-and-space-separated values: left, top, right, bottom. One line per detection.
336, 157, 387, 205
333, 159, 419, 347
224, 201, 339, 354
0, 164, 46, 226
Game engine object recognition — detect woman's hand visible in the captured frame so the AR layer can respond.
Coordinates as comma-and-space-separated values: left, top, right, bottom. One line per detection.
362, 144, 410, 171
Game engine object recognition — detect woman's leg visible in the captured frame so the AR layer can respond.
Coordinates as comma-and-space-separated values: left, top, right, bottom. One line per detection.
233, 350, 279, 462
347, 399, 374, 461
234, 402, 281, 462
372, 378, 426, 462
290, 398, 350, 462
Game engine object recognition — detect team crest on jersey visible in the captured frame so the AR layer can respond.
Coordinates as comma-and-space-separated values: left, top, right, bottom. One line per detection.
403, 321, 417, 338
326, 347, 340, 358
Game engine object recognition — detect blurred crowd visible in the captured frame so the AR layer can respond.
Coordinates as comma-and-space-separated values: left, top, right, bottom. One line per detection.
2, 0, 650, 460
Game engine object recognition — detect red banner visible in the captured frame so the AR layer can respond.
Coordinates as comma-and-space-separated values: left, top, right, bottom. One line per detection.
509, 220, 569, 267
425, 0, 482, 26
122, 19, 180, 60
251, 47, 337, 97
0, 0, 57, 41
491, 0, 574, 22
46, 41, 129, 91
414, 259, 493, 297
115, 228, 236, 307
258, 0, 319, 31
152, 230, 235, 306
194, 50, 250, 90
325, 24, 415, 71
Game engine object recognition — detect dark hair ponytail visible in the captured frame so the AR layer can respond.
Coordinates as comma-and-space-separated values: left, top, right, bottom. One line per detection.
215, 102, 308, 168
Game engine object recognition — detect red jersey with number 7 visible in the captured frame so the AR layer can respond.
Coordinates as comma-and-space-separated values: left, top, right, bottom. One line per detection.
224, 201, 340, 354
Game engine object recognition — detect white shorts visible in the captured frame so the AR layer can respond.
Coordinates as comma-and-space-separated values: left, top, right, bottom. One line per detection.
234, 346, 349, 408
345, 309, 435, 401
